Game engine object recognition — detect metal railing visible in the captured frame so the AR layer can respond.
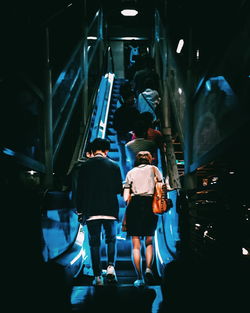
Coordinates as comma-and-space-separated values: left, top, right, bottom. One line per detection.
68, 43, 115, 170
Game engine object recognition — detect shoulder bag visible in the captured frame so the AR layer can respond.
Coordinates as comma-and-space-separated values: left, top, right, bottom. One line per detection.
152, 166, 168, 214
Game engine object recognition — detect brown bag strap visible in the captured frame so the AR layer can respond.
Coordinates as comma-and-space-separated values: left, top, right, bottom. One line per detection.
152, 165, 161, 183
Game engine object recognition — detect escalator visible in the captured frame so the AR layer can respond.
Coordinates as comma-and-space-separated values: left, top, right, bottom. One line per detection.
72, 75, 138, 287
38, 54, 182, 295
2, 2, 249, 312
42, 70, 172, 295
40, 74, 136, 284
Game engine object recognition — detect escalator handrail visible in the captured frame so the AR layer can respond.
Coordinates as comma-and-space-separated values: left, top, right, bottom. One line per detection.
68, 43, 116, 170
90, 72, 115, 141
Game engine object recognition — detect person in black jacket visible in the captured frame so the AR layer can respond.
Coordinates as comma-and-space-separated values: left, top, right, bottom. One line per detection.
113, 88, 140, 179
76, 138, 123, 286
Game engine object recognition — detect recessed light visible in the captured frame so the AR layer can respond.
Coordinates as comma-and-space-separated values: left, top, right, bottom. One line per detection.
121, 9, 138, 16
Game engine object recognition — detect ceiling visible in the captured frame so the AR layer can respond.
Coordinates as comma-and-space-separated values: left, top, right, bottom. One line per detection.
98, 0, 248, 61
1, 0, 248, 78
3, 0, 247, 43
100, 0, 156, 38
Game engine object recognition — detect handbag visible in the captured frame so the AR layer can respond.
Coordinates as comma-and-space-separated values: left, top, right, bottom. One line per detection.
152, 167, 168, 214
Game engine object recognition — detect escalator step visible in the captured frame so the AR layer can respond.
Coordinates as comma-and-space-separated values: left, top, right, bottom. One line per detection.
110, 103, 118, 110
108, 152, 119, 161
106, 135, 116, 143
106, 129, 116, 136
111, 97, 119, 103
110, 143, 118, 151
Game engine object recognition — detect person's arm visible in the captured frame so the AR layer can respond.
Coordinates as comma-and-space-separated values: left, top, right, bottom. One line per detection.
123, 187, 131, 203
154, 166, 173, 190
123, 172, 132, 203
153, 166, 163, 182
115, 165, 123, 195
121, 210, 127, 232
75, 167, 87, 224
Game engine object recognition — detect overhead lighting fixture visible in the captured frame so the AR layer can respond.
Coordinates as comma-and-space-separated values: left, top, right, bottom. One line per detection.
121, 9, 138, 16
176, 39, 184, 54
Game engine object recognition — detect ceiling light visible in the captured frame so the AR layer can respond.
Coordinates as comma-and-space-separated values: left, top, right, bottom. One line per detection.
121, 9, 138, 16
176, 39, 184, 53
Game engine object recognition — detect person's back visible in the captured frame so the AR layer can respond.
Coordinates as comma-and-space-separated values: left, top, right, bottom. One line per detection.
76, 138, 123, 286
113, 106, 140, 136
76, 141, 122, 218
132, 55, 160, 97
78, 156, 122, 217
113, 91, 140, 179
137, 112, 164, 150
116, 81, 133, 108
137, 77, 161, 122
125, 121, 158, 169
113, 89, 139, 135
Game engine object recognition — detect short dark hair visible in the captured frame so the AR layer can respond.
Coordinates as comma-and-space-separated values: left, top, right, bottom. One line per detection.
91, 138, 110, 152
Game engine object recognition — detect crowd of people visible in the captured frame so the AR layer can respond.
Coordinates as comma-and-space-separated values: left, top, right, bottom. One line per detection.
113, 54, 164, 180
73, 54, 170, 288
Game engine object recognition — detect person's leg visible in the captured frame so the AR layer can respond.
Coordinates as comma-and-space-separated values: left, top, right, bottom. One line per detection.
145, 236, 154, 269
87, 220, 102, 277
145, 236, 155, 284
131, 236, 143, 279
103, 220, 117, 267
103, 219, 118, 283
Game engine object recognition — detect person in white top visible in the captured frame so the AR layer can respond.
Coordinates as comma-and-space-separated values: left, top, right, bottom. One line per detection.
123, 151, 163, 287
136, 77, 161, 124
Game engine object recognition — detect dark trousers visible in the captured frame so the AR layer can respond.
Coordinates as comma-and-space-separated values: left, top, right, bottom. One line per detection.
86, 219, 117, 276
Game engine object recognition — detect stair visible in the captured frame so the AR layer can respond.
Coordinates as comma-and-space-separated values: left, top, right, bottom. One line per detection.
105, 78, 128, 166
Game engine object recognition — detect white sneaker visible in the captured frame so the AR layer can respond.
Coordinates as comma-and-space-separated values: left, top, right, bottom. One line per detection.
106, 265, 118, 283
133, 279, 145, 287
93, 275, 104, 286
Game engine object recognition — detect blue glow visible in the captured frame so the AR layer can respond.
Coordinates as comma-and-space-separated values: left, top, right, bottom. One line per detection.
70, 248, 87, 265
57, 71, 66, 84
176, 160, 184, 165
154, 230, 164, 264
2, 147, 16, 156
205, 80, 211, 91
195, 77, 205, 93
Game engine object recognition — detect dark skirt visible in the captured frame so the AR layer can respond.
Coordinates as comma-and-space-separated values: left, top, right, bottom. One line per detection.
126, 195, 158, 236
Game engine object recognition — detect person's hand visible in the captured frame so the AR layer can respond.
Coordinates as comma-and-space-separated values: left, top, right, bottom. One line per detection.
122, 223, 127, 232
77, 212, 86, 225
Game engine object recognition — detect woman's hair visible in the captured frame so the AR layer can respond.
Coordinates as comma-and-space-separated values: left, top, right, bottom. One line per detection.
134, 151, 153, 167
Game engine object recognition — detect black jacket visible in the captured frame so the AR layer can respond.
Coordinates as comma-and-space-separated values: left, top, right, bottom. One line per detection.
76, 156, 123, 219
113, 105, 140, 135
